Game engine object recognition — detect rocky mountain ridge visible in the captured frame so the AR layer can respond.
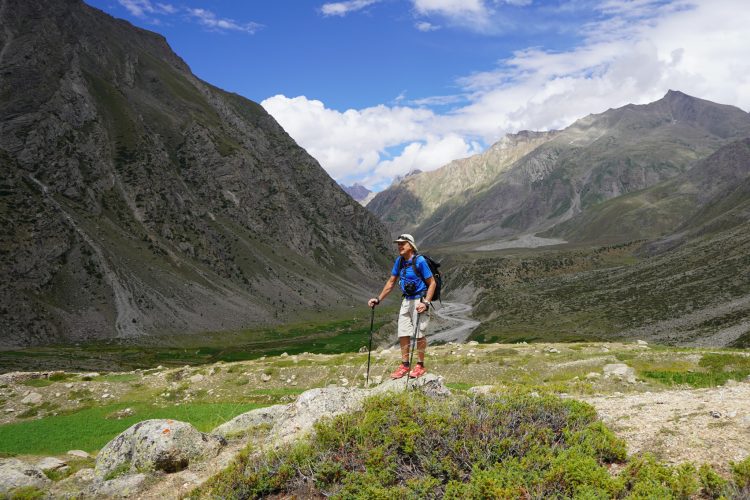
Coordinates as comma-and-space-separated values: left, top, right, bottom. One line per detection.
369, 91, 750, 246
0, 0, 391, 348
368, 130, 557, 234
544, 137, 750, 245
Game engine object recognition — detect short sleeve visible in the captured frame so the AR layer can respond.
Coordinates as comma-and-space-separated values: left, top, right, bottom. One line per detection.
391, 257, 400, 276
416, 256, 433, 279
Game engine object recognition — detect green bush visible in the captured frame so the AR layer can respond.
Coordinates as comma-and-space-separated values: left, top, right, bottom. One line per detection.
197, 392, 630, 498
195, 394, 748, 499
699, 463, 728, 498
731, 455, 750, 489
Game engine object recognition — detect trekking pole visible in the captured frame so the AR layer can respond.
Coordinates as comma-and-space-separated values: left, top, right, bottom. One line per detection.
366, 306, 375, 387
405, 311, 421, 392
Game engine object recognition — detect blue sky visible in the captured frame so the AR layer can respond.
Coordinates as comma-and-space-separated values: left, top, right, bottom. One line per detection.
85, 0, 750, 191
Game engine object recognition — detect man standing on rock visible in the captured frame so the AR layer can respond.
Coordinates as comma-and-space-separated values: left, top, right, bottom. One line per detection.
368, 234, 436, 379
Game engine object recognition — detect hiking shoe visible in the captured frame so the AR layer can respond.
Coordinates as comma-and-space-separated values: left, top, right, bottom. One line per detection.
409, 364, 426, 379
390, 364, 410, 379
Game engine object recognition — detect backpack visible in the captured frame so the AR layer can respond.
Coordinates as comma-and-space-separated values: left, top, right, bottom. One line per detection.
398, 254, 443, 302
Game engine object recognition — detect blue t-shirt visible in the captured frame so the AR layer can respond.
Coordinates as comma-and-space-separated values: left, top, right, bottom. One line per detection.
391, 255, 433, 299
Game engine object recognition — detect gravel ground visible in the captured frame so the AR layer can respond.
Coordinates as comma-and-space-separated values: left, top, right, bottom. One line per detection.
581, 381, 750, 473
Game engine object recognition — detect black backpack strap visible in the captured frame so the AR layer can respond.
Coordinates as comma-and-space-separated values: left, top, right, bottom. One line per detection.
397, 256, 406, 276
411, 254, 425, 284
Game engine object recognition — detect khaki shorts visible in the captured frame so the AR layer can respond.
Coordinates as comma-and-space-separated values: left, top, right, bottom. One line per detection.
397, 298, 431, 339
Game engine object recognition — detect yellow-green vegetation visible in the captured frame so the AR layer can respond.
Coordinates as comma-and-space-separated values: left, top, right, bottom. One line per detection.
196, 392, 749, 499
0, 486, 45, 500
640, 353, 750, 388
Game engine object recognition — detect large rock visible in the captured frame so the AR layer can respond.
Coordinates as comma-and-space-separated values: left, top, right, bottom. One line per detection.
93, 473, 149, 498
269, 373, 450, 444
36, 457, 67, 472
212, 404, 288, 438
94, 419, 225, 479
270, 387, 368, 444
603, 363, 637, 384
21, 392, 43, 405
0, 458, 50, 494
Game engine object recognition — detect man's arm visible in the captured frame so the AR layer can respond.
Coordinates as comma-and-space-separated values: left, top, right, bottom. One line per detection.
368, 275, 398, 308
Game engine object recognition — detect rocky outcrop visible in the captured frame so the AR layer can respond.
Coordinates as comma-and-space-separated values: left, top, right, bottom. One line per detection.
212, 404, 288, 438
603, 363, 637, 384
0, 459, 50, 494
216, 374, 450, 445
94, 419, 225, 479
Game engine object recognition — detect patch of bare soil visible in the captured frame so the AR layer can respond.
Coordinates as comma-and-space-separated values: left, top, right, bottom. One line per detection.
581, 381, 750, 473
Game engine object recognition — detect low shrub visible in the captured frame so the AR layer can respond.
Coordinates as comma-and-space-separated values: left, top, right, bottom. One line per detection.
198, 392, 631, 498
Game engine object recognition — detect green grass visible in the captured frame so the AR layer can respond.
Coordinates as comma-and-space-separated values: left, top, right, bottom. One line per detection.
639, 353, 750, 388
0, 311, 394, 373
641, 370, 750, 388
0, 402, 262, 455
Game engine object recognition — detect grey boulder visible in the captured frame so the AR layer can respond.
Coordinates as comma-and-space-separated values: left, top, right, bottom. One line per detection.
94, 419, 225, 479
212, 404, 287, 438
0, 458, 50, 494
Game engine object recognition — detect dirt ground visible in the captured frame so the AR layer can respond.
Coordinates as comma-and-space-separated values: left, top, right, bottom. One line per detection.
581, 381, 750, 473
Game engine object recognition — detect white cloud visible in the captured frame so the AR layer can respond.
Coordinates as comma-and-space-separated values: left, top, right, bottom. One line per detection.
118, 1, 260, 34
412, 0, 487, 16
264, 0, 750, 190
186, 8, 262, 34
321, 0, 382, 16
262, 95, 440, 183
411, 0, 494, 31
415, 21, 440, 31
365, 135, 483, 186
118, 0, 176, 18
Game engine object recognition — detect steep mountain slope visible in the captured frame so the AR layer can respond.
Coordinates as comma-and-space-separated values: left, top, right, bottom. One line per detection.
0, 0, 390, 348
543, 137, 750, 244
372, 91, 750, 246
368, 131, 557, 234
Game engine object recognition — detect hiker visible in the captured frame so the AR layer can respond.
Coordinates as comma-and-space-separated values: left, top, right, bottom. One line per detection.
368, 234, 436, 379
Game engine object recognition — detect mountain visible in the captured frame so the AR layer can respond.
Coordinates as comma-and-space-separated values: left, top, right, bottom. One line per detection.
369, 91, 750, 245
367, 131, 557, 234
339, 183, 374, 206
0, 0, 391, 348
543, 137, 750, 245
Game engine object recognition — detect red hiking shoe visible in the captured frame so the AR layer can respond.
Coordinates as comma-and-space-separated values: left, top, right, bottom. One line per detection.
390, 364, 410, 379
409, 364, 426, 379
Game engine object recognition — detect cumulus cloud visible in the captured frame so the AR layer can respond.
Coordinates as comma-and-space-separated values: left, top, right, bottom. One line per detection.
261, 95, 440, 183
266, 0, 750, 190
321, 0, 382, 16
